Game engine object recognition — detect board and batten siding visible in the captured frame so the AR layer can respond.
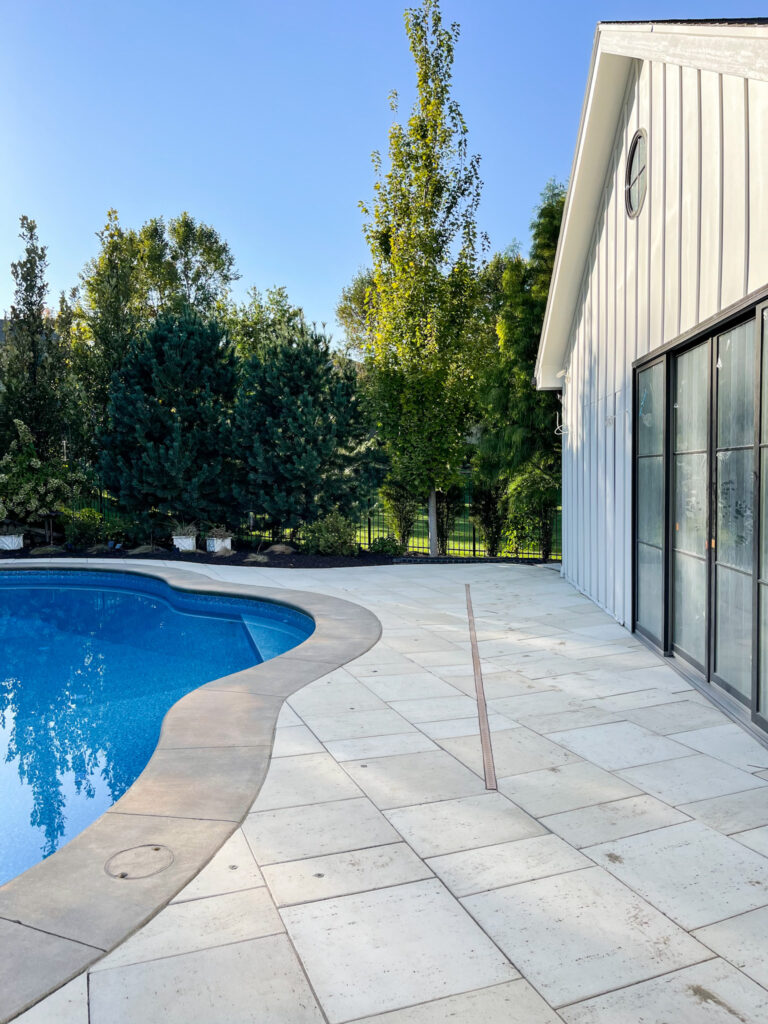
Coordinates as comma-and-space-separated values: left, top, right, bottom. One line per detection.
560, 58, 768, 625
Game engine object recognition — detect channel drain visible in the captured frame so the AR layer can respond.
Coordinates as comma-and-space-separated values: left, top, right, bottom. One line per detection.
465, 583, 497, 790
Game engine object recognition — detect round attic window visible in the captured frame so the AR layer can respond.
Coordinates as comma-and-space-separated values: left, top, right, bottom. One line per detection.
625, 130, 647, 218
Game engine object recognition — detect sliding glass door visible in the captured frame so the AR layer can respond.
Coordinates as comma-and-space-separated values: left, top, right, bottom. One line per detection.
635, 361, 665, 644
634, 301, 768, 728
712, 321, 755, 700
671, 343, 708, 668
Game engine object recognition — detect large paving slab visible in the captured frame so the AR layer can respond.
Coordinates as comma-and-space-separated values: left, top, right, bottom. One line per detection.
585, 821, 768, 929
547, 721, 693, 770
463, 866, 709, 1006
694, 906, 768, 989
347, 979, 561, 1023
262, 842, 432, 906
560, 958, 768, 1022
342, 749, 488, 808
281, 878, 518, 1022
385, 791, 545, 857
541, 794, 690, 847
498, 760, 641, 816
244, 796, 400, 863
88, 934, 325, 1023
427, 833, 589, 896
617, 753, 768, 804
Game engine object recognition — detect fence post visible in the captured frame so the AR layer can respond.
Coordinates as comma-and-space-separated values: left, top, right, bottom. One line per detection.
472, 523, 476, 558
367, 503, 372, 550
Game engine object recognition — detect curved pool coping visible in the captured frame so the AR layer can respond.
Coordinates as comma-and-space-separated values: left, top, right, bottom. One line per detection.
0, 561, 382, 1023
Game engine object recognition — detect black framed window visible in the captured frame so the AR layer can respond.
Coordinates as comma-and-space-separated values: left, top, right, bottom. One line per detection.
625, 130, 647, 218
633, 294, 768, 734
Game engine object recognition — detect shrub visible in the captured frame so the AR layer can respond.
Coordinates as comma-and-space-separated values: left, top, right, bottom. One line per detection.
61, 507, 105, 548
0, 420, 86, 534
368, 535, 404, 556
470, 481, 509, 557
506, 459, 560, 560
381, 480, 420, 548
106, 514, 143, 546
435, 484, 465, 556
301, 512, 358, 556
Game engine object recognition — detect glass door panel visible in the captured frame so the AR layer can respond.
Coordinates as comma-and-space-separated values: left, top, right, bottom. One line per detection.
636, 362, 665, 642
671, 343, 708, 666
759, 310, 768, 717
713, 321, 755, 701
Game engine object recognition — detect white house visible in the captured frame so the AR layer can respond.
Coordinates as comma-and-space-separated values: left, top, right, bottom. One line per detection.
536, 19, 768, 732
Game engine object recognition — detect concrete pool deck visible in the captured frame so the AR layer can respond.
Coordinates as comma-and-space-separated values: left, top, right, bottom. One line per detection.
9, 560, 768, 1023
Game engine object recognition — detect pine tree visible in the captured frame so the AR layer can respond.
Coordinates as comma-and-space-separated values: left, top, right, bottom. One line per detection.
0, 217, 70, 459
233, 323, 383, 535
99, 307, 237, 523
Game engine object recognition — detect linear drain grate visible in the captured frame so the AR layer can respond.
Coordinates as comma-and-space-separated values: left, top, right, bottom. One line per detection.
465, 583, 497, 791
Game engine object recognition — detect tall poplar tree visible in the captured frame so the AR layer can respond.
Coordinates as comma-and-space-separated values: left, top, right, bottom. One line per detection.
0, 217, 69, 459
361, 0, 484, 554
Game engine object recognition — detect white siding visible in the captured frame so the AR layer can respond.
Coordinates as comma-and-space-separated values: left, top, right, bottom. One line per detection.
561, 58, 768, 625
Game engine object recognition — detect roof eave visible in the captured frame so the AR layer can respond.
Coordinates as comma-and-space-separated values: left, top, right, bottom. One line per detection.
535, 20, 768, 391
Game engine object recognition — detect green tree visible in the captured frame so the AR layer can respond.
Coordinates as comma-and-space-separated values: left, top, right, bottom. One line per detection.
477, 181, 566, 557
73, 210, 239, 452
360, 0, 485, 554
233, 323, 385, 536
0, 217, 70, 459
72, 210, 147, 451
224, 285, 304, 359
99, 308, 237, 524
336, 267, 375, 356
140, 211, 240, 313
478, 181, 565, 481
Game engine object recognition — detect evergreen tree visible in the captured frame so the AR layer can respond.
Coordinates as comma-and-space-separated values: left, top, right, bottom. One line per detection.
478, 181, 565, 484
0, 217, 70, 459
99, 308, 237, 523
73, 210, 239, 453
233, 323, 384, 535
360, 0, 485, 554
476, 181, 566, 559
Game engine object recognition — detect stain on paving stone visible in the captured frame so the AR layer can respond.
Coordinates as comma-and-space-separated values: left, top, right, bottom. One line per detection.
687, 984, 748, 1022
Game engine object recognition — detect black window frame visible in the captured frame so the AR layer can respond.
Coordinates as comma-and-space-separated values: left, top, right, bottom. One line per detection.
625, 129, 648, 219
632, 284, 768, 734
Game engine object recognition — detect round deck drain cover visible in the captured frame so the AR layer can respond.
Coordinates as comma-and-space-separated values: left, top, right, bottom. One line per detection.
105, 844, 175, 879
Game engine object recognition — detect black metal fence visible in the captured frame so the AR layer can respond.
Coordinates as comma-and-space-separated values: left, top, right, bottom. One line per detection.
354, 492, 561, 560
71, 487, 562, 561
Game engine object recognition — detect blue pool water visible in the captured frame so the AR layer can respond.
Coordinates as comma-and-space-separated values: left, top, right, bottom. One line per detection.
0, 570, 313, 885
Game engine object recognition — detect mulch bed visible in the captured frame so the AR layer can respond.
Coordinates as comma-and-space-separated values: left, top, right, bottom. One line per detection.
0, 547, 550, 569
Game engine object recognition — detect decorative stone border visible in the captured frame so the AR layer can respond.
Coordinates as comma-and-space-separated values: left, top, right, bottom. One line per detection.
0, 561, 382, 1023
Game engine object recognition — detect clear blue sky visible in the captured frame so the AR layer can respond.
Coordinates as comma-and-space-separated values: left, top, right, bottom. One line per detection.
2, 0, 737, 336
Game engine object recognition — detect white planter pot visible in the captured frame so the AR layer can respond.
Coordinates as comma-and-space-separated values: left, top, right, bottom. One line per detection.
207, 537, 232, 553
0, 534, 23, 551
173, 535, 196, 551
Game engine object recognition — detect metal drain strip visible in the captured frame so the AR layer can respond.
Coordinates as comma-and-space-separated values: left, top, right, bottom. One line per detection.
465, 583, 497, 791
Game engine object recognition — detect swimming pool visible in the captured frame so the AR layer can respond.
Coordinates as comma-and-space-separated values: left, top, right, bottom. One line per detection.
0, 569, 313, 886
